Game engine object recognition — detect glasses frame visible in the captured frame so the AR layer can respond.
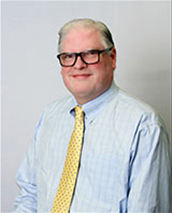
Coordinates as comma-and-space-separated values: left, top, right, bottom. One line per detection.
57, 46, 113, 67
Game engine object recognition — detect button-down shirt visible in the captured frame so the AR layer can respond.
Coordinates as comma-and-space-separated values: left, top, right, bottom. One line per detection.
13, 82, 171, 212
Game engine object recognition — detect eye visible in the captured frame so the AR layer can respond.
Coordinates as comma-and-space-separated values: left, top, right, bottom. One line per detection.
61, 53, 75, 60
83, 50, 98, 58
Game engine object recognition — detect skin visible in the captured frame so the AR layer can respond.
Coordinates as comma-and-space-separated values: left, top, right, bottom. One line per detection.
60, 27, 117, 105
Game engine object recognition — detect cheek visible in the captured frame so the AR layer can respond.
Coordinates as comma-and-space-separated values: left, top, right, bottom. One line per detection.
61, 69, 70, 87
94, 63, 111, 79
61, 68, 66, 76
61, 68, 70, 80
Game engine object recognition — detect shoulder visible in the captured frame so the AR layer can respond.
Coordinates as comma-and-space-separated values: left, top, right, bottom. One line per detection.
110, 87, 165, 128
43, 96, 73, 115
34, 96, 74, 140
36, 95, 74, 125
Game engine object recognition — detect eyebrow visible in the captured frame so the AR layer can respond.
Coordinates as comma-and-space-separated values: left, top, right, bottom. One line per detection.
60, 47, 105, 54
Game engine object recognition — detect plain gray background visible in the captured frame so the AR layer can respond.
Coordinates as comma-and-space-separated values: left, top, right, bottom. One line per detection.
1, 1, 171, 212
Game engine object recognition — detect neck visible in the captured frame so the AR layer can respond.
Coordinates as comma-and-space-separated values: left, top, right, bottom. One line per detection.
75, 84, 113, 105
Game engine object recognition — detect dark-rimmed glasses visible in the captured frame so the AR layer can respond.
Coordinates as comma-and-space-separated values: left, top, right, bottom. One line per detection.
57, 46, 113, 67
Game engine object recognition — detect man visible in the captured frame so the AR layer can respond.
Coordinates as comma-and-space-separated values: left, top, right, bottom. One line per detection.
13, 18, 171, 212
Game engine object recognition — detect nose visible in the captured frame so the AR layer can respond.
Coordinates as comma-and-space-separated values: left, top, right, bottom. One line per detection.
74, 55, 87, 69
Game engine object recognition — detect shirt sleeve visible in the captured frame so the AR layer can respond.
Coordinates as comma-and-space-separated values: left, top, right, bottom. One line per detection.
127, 121, 171, 212
12, 113, 44, 212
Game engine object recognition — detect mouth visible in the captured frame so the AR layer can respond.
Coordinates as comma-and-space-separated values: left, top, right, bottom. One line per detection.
72, 73, 92, 80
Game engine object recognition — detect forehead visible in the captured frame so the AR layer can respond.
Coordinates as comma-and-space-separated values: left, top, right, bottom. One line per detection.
61, 27, 103, 52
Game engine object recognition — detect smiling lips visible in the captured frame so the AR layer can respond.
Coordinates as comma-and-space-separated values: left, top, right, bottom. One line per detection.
72, 73, 92, 80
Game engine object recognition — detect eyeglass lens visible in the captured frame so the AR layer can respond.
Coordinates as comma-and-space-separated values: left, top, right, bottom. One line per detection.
60, 50, 99, 67
57, 47, 113, 67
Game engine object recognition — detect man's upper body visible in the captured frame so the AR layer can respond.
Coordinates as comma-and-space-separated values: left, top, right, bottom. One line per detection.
13, 18, 171, 212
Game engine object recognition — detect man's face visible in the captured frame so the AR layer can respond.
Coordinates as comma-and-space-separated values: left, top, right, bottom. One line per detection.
60, 27, 116, 104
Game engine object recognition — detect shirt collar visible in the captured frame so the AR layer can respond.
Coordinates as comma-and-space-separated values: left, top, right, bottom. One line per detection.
70, 82, 118, 123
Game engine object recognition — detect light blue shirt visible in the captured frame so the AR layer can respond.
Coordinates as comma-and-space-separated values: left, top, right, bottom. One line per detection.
13, 82, 171, 212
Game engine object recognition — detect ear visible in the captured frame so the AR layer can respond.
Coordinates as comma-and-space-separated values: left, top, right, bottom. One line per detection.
110, 47, 117, 69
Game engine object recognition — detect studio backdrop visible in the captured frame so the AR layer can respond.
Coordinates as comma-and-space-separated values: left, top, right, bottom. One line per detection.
1, 1, 171, 212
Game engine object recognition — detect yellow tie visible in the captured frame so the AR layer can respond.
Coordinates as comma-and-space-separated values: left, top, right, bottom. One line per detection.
51, 106, 84, 213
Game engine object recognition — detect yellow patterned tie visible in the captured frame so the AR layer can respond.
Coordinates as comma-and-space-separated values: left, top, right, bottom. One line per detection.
51, 106, 84, 213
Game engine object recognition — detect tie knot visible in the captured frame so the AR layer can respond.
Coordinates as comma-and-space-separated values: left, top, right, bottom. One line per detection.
74, 106, 84, 125
75, 106, 83, 116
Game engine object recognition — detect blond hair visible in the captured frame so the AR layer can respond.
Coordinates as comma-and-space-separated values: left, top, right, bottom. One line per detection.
58, 18, 115, 52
